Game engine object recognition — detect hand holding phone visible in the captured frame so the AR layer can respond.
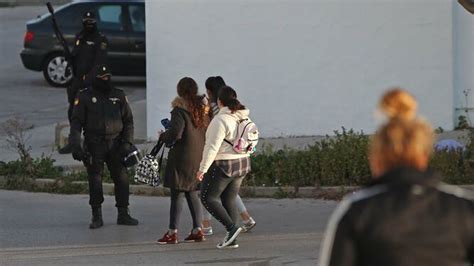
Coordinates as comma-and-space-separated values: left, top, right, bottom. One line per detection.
161, 118, 171, 129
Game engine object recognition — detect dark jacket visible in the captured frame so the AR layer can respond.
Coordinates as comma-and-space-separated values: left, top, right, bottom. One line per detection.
69, 86, 133, 148
160, 97, 207, 191
67, 30, 108, 105
71, 30, 108, 78
319, 167, 474, 266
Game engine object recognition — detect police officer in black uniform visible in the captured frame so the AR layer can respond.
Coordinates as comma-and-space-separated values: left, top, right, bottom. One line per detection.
60, 11, 108, 154
69, 64, 138, 229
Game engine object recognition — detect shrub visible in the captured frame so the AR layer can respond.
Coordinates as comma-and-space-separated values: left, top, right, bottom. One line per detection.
430, 150, 474, 184
0, 156, 61, 179
249, 128, 371, 188
250, 127, 474, 189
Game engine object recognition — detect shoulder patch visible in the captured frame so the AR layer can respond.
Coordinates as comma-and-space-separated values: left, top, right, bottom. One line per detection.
101, 42, 107, 50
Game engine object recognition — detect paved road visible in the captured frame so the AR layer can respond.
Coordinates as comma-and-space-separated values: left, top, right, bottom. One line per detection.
0, 190, 337, 265
0, 6, 146, 133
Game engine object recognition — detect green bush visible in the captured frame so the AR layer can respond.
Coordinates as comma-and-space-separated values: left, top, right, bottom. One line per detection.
0, 156, 61, 179
250, 128, 474, 188
249, 128, 371, 188
2, 127, 474, 195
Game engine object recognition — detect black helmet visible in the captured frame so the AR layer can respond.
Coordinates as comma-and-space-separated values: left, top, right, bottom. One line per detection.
122, 144, 142, 168
94, 64, 112, 79
82, 11, 97, 32
82, 11, 96, 23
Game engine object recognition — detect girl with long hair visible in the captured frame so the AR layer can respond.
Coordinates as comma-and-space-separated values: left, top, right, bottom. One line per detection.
157, 77, 209, 244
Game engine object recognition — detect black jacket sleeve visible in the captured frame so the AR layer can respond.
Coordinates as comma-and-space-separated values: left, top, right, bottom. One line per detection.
159, 108, 185, 145
70, 34, 81, 75
119, 91, 134, 144
69, 92, 86, 149
319, 203, 357, 266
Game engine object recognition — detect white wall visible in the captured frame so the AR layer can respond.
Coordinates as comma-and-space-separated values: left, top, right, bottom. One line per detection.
453, 2, 474, 126
146, 0, 454, 139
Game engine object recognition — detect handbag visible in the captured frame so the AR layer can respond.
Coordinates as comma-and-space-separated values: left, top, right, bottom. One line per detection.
133, 140, 165, 187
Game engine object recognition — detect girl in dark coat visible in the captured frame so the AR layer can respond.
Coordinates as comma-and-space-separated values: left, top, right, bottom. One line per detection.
157, 77, 209, 244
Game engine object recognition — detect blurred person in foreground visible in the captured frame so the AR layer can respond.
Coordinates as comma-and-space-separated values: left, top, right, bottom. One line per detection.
318, 88, 474, 266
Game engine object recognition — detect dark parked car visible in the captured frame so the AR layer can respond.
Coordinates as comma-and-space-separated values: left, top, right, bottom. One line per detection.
20, 0, 145, 87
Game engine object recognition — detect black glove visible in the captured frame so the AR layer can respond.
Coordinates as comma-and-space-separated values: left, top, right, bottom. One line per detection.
119, 141, 132, 157
72, 147, 88, 162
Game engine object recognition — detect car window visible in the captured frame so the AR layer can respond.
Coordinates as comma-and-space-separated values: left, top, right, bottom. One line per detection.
97, 5, 123, 32
56, 4, 90, 28
128, 5, 145, 32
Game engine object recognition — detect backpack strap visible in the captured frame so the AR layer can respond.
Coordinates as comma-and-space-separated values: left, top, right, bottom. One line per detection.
223, 117, 249, 146
224, 139, 233, 146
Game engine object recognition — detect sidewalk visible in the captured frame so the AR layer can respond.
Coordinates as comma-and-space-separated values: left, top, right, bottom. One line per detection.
0, 190, 330, 265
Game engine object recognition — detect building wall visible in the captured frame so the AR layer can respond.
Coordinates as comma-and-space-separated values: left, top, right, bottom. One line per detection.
146, 0, 454, 139
453, 2, 474, 127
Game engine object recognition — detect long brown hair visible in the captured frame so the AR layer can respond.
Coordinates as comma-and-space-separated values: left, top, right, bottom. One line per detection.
369, 88, 433, 177
177, 77, 209, 128
218, 86, 245, 113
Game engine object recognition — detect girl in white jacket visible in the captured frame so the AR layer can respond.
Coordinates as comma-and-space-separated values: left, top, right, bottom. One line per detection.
196, 86, 251, 249
201, 77, 256, 236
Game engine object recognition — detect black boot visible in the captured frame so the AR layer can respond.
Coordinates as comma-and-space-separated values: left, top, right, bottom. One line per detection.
117, 207, 139, 226
89, 207, 103, 229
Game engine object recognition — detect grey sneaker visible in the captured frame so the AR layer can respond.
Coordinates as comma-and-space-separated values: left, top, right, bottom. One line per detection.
216, 226, 242, 249
242, 217, 256, 232
202, 226, 213, 236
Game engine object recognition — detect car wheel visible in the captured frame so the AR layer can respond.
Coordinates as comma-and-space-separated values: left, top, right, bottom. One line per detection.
42, 53, 73, 87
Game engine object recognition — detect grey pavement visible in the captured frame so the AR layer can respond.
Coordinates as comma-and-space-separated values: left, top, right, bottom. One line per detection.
0, 190, 337, 265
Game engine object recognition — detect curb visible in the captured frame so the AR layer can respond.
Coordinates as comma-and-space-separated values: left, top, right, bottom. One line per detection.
2, 177, 474, 198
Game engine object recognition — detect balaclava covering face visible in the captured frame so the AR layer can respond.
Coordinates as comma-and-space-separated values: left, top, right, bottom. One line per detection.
83, 20, 97, 34
82, 11, 97, 34
93, 77, 112, 94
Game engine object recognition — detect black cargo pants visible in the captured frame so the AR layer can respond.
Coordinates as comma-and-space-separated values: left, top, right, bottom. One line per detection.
84, 137, 129, 208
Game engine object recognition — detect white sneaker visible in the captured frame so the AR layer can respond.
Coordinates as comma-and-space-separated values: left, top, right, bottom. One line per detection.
202, 226, 213, 236
242, 217, 256, 232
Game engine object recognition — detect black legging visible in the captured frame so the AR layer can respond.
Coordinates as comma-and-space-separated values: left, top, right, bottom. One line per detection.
200, 164, 244, 231
169, 189, 202, 230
